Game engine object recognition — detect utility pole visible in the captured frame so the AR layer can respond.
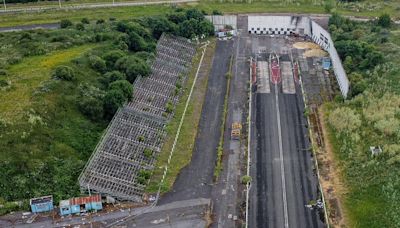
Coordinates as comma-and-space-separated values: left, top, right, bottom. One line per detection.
3, 0, 6, 11
58, 0, 61, 8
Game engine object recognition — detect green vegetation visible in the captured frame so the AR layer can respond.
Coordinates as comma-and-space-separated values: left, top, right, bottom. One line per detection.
2, 1, 400, 28
214, 55, 233, 179
241, 175, 252, 185
147, 39, 216, 193
325, 13, 400, 227
0, 8, 214, 214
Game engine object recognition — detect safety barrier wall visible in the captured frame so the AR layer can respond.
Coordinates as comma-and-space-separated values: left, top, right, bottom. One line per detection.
310, 20, 349, 97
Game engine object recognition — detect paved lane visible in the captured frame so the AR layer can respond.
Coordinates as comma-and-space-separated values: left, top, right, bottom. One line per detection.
253, 69, 324, 228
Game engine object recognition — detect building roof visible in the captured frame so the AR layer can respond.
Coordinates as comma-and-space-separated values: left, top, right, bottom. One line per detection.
59, 200, 70, 207
69, 195, 101, 205
30, 195, 53, 205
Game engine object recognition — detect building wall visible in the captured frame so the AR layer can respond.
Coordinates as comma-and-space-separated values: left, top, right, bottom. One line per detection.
248, 16, 311, 36
30, 202, 53, 213
247, 15, 349, 98
205, 15, 237, 31
310, 21, 349, 97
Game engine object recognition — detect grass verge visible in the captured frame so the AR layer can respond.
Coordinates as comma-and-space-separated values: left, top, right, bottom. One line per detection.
146, 39, 216, 193
214, 54, 233, 180
0, 5, 173, 27
1, 0, 399, 28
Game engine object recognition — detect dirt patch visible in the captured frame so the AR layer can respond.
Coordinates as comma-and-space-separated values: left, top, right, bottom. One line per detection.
317, 106, 349, 228
303, 49, 328, 57
293, 42, 320, 49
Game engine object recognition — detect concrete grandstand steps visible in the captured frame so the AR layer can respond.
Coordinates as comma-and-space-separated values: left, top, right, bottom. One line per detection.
257, 61, 270, 94
281, 61, 295, 94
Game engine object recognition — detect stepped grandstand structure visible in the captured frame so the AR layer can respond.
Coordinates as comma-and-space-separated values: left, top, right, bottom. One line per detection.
79, 34, 196, 202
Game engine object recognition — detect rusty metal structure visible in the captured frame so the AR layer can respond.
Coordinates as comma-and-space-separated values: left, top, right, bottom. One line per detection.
78, 34, 196, 201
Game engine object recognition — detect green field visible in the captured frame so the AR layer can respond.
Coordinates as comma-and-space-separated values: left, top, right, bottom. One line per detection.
324, 14, 400, 227
0, 9, 215, 215
0, 0, 400, 28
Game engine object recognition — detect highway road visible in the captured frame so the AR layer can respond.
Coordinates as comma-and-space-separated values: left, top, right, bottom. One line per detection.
248, 35, 325, 228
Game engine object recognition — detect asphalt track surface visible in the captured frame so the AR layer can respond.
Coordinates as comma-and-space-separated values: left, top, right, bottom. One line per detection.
254, 85, 323, 228
158, 40, 232, 204
248, 37, 324, 227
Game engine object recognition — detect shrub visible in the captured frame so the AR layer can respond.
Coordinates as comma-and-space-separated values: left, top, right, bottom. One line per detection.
103, 50, 125, 69
88, 55, 106, 73
241, 175, 252, 185
165, 101, 174, 114
328, 107, 361, 133
0, 79, 9, 87
212, 10, 222, 15
103, 89, 127, 118
115, 56, 150, 83
378, 13, 391, 28
100, 71, 126, 86
127, 32, 147, 52
0, 69, 8, 76
81, 18, 90, 24
76, 23, 84, 31
52, 66, 75, 81
60, 19, 73, 28
109, 80, 133, 100
143, 148, 153, 158
78, 96, 104, 121
138, 135, 145, 142
96, 19, 105, 24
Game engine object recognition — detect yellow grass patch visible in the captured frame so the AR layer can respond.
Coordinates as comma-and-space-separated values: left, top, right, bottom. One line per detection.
293, 42, 321, 49
0, 44, 96, 122
303, 49, 328, 57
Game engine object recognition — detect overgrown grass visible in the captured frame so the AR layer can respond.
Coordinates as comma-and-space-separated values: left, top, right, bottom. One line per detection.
214, 54, 232, 180
146, 39, 216, 193
0, 45, 96, 122
323, 16, 400, 227
1, 0, 400, 28
0, 5, 173, 27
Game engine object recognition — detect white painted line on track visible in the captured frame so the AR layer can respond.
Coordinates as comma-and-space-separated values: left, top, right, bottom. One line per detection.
274, 83, 289, 228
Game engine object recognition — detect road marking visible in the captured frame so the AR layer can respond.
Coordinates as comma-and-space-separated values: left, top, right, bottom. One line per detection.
274, 84, 289, 228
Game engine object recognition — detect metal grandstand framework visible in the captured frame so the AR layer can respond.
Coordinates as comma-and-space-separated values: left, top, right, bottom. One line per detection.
78, 34, 197, 201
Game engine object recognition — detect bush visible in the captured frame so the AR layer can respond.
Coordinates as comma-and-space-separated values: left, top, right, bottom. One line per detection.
328, 107, 361, 133
212, 10, 222, 15
0, 79, 9, 87
52, 66, 75, 81
103, 89, 127, 118
165, 101, 173, 114
241, 175, 252, 185
78, 96, 104, 121
378, 13, 391, 28
60, 19, 73, 28
100, 71, 126, 86
96, 19, 105, 24
81, 18, 90, 24
76, 23, 84, 31
103, 50, 125, 69
108, 80, 133, 100
88, 55, 106, 73
127, 32, 147, 52
115, 56, 150, 83
143, 148, 153, 158
0, 69, 8, 76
